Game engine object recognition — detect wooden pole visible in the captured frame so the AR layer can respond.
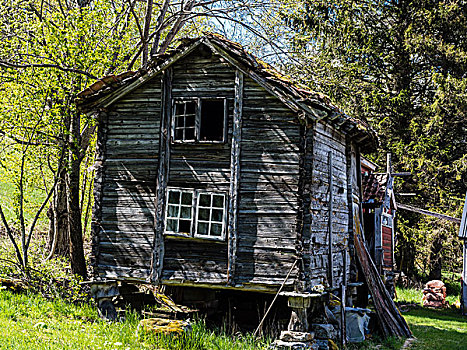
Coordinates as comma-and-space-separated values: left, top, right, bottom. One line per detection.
396, 203, 461, 224
253, 259, 298, 338
340, 249, 347, 348
227, 70, 243, 285
386, 153, 392, 176
150, 68, 172, 284
328, 151, 334, 287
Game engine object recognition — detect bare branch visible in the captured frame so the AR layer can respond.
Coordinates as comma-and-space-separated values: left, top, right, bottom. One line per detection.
0, 61, 98, 80
157, 0, 196, 55
149, 0, 170, 57
126, 0, 144, 43
141, 0, 155, 67
0, 205, 23, 267
0, 130, 49, 146
25, 147, 66, 251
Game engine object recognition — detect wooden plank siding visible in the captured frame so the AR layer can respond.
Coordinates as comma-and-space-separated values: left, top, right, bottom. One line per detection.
96, 75, 162, 280
162, 48, 234, 284
236, 76, 300, 287
307, 121, 349, 288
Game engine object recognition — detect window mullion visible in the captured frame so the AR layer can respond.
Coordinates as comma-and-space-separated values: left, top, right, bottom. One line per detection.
193, 190, 198, 237
195, 97, 201, 141
182, 103, 186, 141
210, 194, 214, 237
177, 193, 182, 233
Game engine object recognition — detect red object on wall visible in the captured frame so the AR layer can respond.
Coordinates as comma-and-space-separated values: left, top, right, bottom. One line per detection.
382, 225, 393, 268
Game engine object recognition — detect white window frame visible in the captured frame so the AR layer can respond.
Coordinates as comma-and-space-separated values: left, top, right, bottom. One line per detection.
382, 212, 393, 228
194, 192, 227, 241
172, 98, 197, 143
171, 97, 227, 144
164, 188, 195, 236
164, 187, 227, 241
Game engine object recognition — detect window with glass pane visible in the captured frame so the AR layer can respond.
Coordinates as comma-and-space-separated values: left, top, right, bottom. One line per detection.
165, 189, 193, 234
196, 193, 225, 239
173, 101, 196, 141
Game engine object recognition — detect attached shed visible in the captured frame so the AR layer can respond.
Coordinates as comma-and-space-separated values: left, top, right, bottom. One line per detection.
77, 34, 376, 308
361, 159, 397, 274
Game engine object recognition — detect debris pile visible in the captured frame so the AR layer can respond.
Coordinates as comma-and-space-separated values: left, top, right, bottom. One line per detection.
273, 331, 315, 349
422, 280, 447, 308
0, 277, 28, 292
137, 317, 192, 337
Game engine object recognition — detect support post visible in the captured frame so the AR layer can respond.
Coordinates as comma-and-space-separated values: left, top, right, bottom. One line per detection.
297, 121, 314, 290
386, 152, 392, 175
150, 68, 172, 284
227, 69, 243, 284
463, 241, 467, 315
90, 111, 108, 277
287, 295, 311, 332
90, 281, 119, 321
340, 249, 347, 348
328, 151, 334, 288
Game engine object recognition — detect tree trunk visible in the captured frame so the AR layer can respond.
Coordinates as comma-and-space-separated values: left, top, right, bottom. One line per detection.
68, 111, 87, 279
428, 234, 443, 281
47, 173, 70, 257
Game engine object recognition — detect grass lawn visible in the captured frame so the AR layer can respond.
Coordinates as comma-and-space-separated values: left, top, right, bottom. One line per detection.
0, 289, 270, 350
394, 286, 466, 349
1, 287, 466, 350
404, 308, 467, 350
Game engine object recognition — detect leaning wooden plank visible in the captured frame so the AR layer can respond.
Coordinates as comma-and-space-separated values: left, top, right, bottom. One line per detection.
90, 111, 108, 275
459, 192, 467, 238
354, 228, 412, 338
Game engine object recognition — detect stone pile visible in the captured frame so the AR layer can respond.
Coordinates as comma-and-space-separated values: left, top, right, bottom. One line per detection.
422, 280, 447, 308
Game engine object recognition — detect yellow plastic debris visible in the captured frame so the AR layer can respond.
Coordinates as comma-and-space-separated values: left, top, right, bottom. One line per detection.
328, 339, 339, 350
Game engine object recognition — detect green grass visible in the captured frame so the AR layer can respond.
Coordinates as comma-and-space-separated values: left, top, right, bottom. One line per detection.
0, 180, 49, 232
404, 308, 467, 350
0, 289, 271, 350
1, 287, 466, 350
0, 182, 16, 222
396, 286, 460, 305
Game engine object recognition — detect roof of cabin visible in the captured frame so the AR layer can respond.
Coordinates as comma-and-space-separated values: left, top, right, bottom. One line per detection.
362, 173, 388, 203
76, 33, 377, 148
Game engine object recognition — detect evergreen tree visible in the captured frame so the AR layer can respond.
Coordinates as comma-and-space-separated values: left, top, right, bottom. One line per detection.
281, 0, 467, 279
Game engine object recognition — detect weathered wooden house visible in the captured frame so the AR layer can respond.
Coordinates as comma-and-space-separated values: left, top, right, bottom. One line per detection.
77, 34, 377, 324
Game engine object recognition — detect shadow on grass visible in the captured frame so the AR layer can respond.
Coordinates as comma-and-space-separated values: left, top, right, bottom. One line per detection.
403, 308, 467, 350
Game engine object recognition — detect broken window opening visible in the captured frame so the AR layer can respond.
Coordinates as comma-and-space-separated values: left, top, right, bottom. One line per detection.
200, 100, 225, 142
172, 98, 226, 143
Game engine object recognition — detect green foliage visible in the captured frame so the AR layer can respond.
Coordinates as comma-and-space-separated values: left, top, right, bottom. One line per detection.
0, 0, 219, 271
278, 0, 467, 279
396, 286, 459, 306
0, 236, 88, 302
346, 336, 402, 350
